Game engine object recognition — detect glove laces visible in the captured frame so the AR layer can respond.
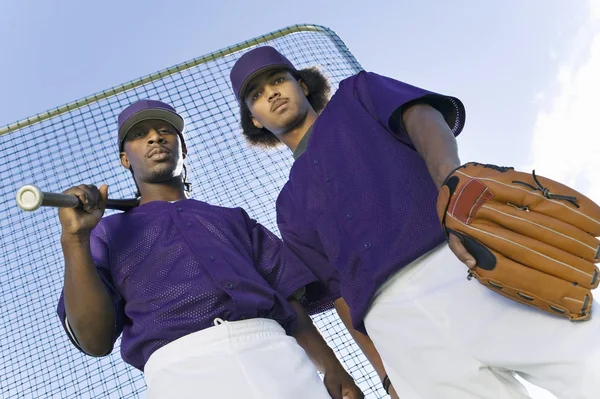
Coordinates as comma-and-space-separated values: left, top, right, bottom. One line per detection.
513, 171, 580, 208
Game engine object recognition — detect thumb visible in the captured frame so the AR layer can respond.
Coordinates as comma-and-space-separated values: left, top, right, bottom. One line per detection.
98, 184, 109, 211
448, 233, 476, 268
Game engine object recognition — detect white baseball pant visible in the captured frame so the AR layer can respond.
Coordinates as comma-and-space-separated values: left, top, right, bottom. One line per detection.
364, 244, 600, 399
144, 318, 331, 399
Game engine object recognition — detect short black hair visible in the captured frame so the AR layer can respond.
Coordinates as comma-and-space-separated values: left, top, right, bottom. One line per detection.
239, 66, 331, 148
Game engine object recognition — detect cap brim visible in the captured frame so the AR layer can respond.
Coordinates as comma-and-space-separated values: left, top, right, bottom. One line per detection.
238, 63, 292, 101
119, 109, 184, 149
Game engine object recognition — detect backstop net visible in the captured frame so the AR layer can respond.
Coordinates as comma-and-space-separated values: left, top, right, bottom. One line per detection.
0, 24, 391, 398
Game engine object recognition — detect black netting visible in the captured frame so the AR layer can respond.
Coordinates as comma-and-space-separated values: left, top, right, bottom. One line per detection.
0, 24, 388, 398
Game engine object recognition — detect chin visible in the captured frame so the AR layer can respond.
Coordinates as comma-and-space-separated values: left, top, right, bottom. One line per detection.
148, 164, 180, 182
279, 113, 306, 133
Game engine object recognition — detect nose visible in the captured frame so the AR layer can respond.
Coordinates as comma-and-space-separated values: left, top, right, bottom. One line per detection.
266, 85, 280, 101
146, 129, 166, 145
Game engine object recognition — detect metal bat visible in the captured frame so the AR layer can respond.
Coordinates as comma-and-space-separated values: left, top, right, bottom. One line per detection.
15, 185, 139, 212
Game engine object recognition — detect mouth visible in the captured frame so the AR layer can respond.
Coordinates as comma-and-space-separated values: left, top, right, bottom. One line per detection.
147, 147, 171, 160
271, 99, 288, 112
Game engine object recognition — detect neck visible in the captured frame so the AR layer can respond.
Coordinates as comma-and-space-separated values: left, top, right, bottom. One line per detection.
138, 177, 187, 204
278, 108, 318, 152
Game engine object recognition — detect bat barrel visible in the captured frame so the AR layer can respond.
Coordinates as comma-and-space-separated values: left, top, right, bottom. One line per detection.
16, 185, 80, 211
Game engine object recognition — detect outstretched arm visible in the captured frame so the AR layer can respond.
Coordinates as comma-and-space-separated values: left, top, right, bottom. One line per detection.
401, 103, 476, 269
289, 299, 364, 399
334, 298, 399, 398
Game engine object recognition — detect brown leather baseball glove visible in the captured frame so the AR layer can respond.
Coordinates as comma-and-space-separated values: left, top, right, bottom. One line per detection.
437, 162, 600, 320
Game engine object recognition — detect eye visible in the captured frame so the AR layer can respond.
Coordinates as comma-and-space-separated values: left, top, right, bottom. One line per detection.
274, 77, 285, 84
251, 90, 262, 101
158, 128, 174, 135
127, 130, 145, 140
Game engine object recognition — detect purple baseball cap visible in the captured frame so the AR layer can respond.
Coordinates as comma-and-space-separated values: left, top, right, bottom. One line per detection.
229, 46, 297, 102
117, 99, 185, 152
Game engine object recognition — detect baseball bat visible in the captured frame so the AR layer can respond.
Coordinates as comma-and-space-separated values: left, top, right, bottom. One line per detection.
15, 185, 139, 212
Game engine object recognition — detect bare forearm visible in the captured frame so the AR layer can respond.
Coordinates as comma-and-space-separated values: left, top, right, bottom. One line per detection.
403, 103, 461, 189
334, 298, 387, 379
289, 299, 339, 373
61, 233, 115, 356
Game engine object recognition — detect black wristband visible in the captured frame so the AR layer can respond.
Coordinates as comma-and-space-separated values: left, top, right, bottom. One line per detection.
382, 374, 391, 394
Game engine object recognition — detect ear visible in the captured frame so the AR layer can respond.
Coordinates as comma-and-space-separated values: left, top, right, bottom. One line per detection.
120, 151, 130, 169
181, 139, 188, 159
298, 79, 309, 97
250, 114, 264, 129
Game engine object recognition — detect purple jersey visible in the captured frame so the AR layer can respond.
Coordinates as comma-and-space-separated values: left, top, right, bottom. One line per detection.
57, 199, 331, 371
276, 71, 466, 333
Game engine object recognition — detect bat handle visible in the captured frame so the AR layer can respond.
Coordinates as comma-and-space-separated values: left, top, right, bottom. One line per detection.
16, 185, 140, 212
16, 185, 80, 211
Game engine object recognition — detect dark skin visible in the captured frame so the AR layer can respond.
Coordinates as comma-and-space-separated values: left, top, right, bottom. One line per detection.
59, 119, 362, 398
246, 70, 318, 150
58, 120, 188, 356
334, 299, 399, 399
245, 69, 478, 397
290, 300, 363, 399
119, 120, 188, 204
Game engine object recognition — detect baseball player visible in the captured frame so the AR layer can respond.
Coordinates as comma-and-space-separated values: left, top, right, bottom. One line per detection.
228, 46, 600, 399
55, 99, 364, 399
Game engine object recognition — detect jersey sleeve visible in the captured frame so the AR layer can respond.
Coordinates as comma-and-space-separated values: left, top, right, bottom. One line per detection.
352, 71, 466, 147
56, 222, 126, 356
276, 208, 341, 315
241, 208, 339, 315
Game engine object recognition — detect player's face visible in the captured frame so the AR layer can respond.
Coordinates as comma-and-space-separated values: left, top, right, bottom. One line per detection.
244, 69, 311, 136
119, 119, 185, 185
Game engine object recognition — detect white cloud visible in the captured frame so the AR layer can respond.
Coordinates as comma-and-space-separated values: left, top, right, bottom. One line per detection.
592, 0, 600, 20
528, 0, 600, 204
526, 2, 600, 395
533, 92, 545, 104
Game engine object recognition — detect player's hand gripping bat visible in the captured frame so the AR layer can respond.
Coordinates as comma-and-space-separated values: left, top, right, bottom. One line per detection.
15, 185, 139, 212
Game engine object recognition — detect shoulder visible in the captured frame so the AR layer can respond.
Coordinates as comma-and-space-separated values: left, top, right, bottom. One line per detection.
339, 70, 369, 85
189, 200, 256, 228
337, 70, 379, 89
92, 212, 124, 237
336, 72, 362, 93
194, 200, 248, 218
329, 70, 383, 105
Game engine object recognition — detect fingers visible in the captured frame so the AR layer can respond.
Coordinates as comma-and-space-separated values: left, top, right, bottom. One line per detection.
324, 372, 364, 399
325, 383, 343, 399
78, 185, 100, 212
342, 387, 364, 399
98, 184, 109, 211
323, 377, 343, 399
63, 184, 102, 213
340, 378, 364, 399
448, 233, 476, 268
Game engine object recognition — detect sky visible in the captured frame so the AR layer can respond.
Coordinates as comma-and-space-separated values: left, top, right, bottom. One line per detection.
2, 0, 599, 398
